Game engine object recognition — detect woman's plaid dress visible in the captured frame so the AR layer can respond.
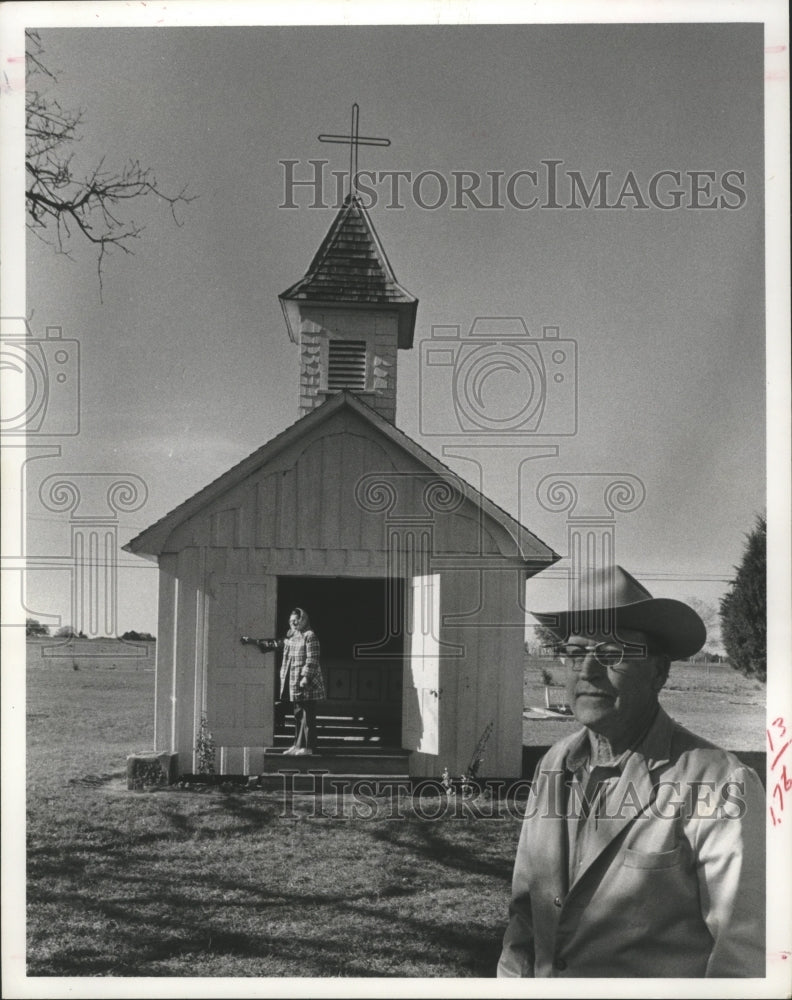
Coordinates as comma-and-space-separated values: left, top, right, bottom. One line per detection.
278, 629, 325, 701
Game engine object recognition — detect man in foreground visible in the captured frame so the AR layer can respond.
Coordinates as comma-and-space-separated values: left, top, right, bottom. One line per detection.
498, 565, 765, 978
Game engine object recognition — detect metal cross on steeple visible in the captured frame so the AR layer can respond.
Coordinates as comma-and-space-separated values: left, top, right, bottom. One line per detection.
318, 103, 390, 199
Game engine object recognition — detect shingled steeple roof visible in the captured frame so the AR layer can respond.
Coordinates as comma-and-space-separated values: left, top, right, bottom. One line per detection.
279, 195, 418, 348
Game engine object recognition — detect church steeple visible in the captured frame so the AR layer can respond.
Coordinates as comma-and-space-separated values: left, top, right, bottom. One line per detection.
279, 193, 417, 423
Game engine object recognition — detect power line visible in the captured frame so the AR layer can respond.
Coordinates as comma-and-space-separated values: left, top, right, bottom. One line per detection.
528, 569, 732, 583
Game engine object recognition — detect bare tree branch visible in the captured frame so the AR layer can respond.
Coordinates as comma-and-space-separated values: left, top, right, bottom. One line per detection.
25, 29, 195, 298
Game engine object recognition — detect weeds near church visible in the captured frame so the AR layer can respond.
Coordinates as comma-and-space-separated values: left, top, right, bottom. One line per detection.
467, 721, 494, 778
127, 757, 167, 790
195, 714, 217, 775
441, 722, 495, 799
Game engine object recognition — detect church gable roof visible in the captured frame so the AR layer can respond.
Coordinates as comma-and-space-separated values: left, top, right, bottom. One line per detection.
279, 196, 418, 348
123, 392, 557, 568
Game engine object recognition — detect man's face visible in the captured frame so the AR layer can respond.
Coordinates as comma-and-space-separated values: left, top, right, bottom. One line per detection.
562, 627, 667, 744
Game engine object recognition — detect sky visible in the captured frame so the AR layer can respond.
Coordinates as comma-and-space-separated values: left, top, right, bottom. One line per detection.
2, 9, 785, 644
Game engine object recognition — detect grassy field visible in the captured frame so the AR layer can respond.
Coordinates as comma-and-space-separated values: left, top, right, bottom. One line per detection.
25, 657, 521, 978
23, 643, 766, 979
523, 654, 767, 752
26, 636, 156, 672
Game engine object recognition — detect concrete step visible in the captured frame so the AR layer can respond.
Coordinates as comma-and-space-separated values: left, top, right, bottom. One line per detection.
272, 733, 389, 746
260, 749, 410, 776
266, 744, 406, 756
273, 713, 397, 748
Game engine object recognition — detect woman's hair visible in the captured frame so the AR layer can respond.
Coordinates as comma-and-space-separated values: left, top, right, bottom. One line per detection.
288, 607, 311, 635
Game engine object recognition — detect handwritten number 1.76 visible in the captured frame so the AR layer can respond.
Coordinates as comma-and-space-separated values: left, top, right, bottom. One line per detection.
768, 718, 791, 827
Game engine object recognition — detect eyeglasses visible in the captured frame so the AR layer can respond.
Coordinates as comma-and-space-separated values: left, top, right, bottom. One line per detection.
556, 642, 634, 671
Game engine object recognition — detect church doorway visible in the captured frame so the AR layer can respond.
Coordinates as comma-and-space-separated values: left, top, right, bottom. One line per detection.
276, 576, 405, 747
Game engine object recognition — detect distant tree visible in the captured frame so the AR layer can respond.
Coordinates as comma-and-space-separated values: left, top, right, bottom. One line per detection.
720, 515, 766, 682
25, 29, 193, 293
684, 597, 719, 635
26, 618, 50, 637
121, 630, 155, 642
682, 597, 723, 660
529, 623, 561, 654
55, 625, 86, 639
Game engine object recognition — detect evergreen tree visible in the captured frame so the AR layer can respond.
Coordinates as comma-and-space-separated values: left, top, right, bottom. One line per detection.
719, 515, 766, 682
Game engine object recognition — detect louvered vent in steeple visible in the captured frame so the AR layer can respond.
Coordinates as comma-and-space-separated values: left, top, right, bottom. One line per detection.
328, 340, 366, 390
279, 194, 418, 423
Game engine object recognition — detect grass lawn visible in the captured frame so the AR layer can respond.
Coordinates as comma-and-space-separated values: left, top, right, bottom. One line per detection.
26, 659, 521, 978
23, 645, 766, 979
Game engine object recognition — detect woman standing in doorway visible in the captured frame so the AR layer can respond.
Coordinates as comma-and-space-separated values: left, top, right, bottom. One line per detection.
242, 607, 325, 754
281, 607, 325, 755
252, 608, 324, 755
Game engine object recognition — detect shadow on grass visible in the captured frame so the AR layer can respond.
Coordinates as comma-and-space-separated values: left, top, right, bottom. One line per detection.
29, 877, 505, 978
365, 815, 516, 881
68, 771, 126, 787
28, 793, 511, 977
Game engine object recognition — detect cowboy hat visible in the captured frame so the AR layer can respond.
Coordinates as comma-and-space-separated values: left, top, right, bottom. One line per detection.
531, 564, 707, 661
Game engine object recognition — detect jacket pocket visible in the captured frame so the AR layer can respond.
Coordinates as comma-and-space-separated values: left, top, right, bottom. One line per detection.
623, 844, 683, 870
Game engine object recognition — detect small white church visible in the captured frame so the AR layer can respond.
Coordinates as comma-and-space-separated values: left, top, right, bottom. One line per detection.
125, 193, 557, 779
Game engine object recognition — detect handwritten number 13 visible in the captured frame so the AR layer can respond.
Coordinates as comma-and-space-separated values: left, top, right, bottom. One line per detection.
768, 717, 787, 753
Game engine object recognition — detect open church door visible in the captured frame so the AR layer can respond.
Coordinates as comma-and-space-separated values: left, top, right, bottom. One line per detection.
403, 573, 440, 756
276, 576, 404, 747
205, 577, 274, 748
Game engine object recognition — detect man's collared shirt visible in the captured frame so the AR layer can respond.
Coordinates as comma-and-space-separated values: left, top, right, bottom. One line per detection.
564, 712, 659, 884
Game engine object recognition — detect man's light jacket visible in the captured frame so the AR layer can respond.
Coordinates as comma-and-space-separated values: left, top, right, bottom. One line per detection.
498, 707, 765, 978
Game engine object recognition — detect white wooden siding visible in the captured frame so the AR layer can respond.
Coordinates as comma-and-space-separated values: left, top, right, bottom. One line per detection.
154, 404, 530, 776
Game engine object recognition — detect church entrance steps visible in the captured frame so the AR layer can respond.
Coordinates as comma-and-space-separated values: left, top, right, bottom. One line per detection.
260, 747, 410, 777
273, 711, 397, 749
